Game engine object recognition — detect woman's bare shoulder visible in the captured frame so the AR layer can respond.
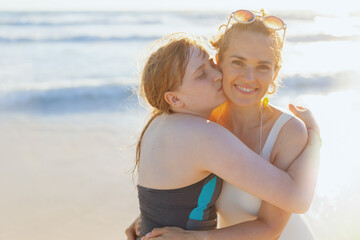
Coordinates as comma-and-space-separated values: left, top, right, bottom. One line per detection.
269, 105, 307, 139
268, 106, 308, 168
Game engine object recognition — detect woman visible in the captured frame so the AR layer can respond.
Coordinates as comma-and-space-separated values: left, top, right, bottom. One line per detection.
211, 9, 318, 239
129, 31, 321, 240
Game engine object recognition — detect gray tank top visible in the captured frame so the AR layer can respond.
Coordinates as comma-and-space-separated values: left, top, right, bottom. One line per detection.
137, 174, 222, 238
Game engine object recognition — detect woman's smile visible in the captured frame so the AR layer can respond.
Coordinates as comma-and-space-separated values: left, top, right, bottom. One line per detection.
233, 84, 257, 95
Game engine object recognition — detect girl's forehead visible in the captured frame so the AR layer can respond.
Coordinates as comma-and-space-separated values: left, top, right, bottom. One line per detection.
190, 46, 209, 59
187, 46, 209, 71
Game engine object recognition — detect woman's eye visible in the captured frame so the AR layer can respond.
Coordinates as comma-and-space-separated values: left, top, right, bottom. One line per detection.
257, 65, 270, 71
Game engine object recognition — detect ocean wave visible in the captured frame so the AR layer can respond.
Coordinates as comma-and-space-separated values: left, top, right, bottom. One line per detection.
0, 83, 139, 114
273, 10, 319, 21
0, 12, 163, 26
0, 35, 161, 43
280, 71, 359, 93
2, 10, 353, 28
1, 72, 356, 114
0, 21, 161, 27
1, 71, 358, 115
0, 19, 162, 27
287, 34, 360, 43
1, 33, 357, 44
283, 74, 336, 89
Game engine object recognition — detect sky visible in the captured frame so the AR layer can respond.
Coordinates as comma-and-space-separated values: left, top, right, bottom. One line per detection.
1, 0, 359, 14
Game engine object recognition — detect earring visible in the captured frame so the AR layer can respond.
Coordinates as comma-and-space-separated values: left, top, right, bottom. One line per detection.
263, 82, 276, 107
267, 82, 276, 95
262, 95, 269, 107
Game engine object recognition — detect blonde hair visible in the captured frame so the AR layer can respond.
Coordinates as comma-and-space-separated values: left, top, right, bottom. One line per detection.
133, 33, 208, 173
211, 14, 284, 93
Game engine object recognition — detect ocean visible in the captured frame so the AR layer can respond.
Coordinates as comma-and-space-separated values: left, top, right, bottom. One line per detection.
0, 10, 359, 239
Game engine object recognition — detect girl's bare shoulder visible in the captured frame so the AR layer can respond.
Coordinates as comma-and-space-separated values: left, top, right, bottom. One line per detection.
162, 113, 230, 135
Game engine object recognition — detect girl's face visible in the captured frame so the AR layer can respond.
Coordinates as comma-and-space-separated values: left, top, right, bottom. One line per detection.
175, 46, 226, 116
220, 31, 278, 107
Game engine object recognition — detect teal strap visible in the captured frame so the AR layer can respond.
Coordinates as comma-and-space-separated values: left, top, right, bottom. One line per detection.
189, 177, 217, 220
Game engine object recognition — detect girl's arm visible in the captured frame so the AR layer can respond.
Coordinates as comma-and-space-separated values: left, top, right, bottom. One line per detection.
195, 106, 320, 214
194, 106, 314, 240
142, 105, 321, 240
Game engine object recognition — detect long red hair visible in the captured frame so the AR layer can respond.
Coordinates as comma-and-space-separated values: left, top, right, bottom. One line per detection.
133, 33, 208, 173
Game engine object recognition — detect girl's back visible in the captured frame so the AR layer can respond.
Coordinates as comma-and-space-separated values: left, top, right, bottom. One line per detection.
137, 113, 223, 238
138, 113, 214, 189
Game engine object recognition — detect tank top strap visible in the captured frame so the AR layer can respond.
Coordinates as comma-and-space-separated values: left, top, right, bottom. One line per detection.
261, 113, 293, 161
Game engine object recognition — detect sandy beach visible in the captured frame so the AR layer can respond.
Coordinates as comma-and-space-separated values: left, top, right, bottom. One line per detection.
0, 113, 142, 240
1, 104, 360, 240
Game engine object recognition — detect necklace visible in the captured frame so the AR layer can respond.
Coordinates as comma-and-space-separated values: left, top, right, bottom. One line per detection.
216, 104, 264, 156
259, 106, 263, 156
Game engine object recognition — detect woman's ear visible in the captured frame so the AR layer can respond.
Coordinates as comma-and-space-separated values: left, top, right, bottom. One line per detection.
273, 67, 280, 81
164, 92, 184, 108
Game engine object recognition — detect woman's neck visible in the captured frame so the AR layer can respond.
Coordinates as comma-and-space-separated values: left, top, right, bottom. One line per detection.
221, 101, 264, 134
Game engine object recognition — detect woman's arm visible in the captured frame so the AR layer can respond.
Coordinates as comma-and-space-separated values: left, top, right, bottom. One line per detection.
126, 216, 141, 240
200, 204, 290, 240
141, 201, 290, 240
285, 104, 321, 209
142, 208, 288, 240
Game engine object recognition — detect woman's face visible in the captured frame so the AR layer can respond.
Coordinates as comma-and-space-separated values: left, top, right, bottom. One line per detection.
219, 31, 278, 107
175, 46, 226, 116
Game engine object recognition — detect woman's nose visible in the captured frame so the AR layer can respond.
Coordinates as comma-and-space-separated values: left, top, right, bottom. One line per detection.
242, 67, 254, 81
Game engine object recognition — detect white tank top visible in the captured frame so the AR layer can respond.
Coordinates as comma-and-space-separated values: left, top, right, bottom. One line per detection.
215, 112, 317, 239
216, 112, 293, 225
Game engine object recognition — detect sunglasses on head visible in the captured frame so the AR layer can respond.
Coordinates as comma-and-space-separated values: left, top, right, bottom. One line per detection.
223, 9, 287, 48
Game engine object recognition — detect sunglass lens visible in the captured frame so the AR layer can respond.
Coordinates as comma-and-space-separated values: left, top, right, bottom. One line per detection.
263, 16, 284, 30
234, 10, 255, 23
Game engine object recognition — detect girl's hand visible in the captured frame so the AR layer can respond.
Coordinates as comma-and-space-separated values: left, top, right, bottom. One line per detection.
141, 227, 201, 240
289, 104, 322, 146
289, 104, 320, 132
